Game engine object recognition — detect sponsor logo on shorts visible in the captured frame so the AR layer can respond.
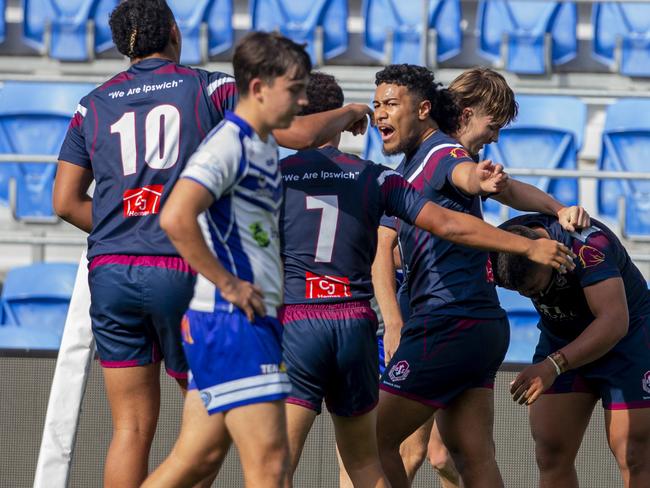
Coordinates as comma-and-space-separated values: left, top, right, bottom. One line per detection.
181, 315, 194, 345
577, 245, 605, 268
305, 272, 351, 299
261, 363, 286, 374
642, 371, 650, 395
122, 184, 164, 217
200, 390, 212, 407
388, 360, 410, 382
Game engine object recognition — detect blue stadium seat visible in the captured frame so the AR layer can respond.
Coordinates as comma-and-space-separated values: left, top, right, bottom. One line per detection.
0, 324, 62, 350
597, 99, 650, 236
497, 287, 540, 364
476, 1, 577, 74
250, 0, 348, 65
1, 263, 77, 345
23, 0, 119, 60
168, 0, 233, 65
362, 0, 462, 65
362, 126, 402, 169
0, 81, 95, 219
593, 3, 650, 77
482, 95, 585, 222
0, 0, 5, 45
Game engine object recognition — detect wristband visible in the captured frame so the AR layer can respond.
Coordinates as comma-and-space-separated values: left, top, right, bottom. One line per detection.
549, 350, 569, 374
546, 355, 562, 375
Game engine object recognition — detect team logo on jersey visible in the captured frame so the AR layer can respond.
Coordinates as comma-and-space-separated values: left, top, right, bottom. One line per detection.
643, 371, 650, 395
181, 315, 194, 345
485, 256, 494, 283
305, 272, 351, 299
577, 245, 605, 268
450, 147, 470, 159
123, 185, 164, 217
388, 360, 410, 382
249, 222, 270, 247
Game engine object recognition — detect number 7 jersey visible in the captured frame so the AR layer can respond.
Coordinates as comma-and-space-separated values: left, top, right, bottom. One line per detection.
58, 58, 237, 259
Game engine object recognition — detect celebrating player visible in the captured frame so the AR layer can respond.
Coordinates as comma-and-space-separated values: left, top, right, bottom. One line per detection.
491, 215, 650, 488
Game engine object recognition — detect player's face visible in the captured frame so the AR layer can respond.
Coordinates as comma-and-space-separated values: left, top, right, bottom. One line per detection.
518, 266, 555, 299
457, 107, 501, 155
373, 83, 426, 156
262, 71, 309, 129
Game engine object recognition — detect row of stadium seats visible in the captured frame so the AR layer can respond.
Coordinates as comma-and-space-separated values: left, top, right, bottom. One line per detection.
1, 79, 649, 238
2, 1, 650, 75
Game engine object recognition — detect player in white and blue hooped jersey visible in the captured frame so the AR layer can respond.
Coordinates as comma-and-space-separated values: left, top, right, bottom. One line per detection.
143, 32, 311, 488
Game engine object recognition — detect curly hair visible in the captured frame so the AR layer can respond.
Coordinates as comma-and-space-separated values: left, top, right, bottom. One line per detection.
490, 225, 542, 290
299, 72, 343, 116
109, 0, 176, 59
375, 64, 460, 135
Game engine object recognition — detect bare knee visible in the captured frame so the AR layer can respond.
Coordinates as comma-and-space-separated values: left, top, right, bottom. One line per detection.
400, 437, 427, 474
535, 438, 575, 473
610, 436, 650, 475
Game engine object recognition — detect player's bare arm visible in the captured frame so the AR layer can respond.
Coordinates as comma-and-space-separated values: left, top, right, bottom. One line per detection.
492, 178, 591, 231
372, 225, 403, 363
273, 103, 371, 149
53, 160, 94, 233
450, 160, 507, 196
160, 179, 265, 322
414, 201, 576, 271
511, 277, 628, 406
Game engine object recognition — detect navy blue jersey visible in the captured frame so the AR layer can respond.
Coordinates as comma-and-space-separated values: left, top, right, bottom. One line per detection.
58, 58, 237, 259
280, 146, 427, 304
392, 131, 504, 319
500, 214, 650, 341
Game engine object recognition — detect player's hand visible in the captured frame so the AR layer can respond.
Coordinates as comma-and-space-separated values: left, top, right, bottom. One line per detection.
476, 159, 508, 194
220, 276, 266, 323
344, 103, 372, 136
557, 206, 591, 232
510, 360, 558, 405
383, 321, 402, 365
526, 239, 576, 273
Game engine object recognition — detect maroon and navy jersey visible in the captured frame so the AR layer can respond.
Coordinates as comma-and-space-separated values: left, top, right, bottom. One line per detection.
280, 146, 427, 304
500, 214, 650, 341
58, 58, 237, 259
389, 131, 505, 319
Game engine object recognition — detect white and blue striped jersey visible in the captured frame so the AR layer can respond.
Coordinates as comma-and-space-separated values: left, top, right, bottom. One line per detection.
181, 111, 283, 317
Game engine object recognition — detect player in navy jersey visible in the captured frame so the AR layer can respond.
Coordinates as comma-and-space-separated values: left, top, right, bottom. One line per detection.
368, 65, 589, 488
491, 215, 650, 488
279, 73, 576, 488
142, 32, 312, 488
53, 2, 372, 487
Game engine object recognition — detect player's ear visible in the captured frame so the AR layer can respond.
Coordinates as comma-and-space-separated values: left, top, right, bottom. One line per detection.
418, 99, 431, 121
249, 78, 264, 101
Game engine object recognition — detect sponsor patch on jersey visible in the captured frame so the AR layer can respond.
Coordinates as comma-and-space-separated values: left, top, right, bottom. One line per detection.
643, 371, 650, 395
305, 272, 351, 299
577, 245, 605, 268
388, 360, 410, 382
123, 185, 164, 217
450, 147, 470, 159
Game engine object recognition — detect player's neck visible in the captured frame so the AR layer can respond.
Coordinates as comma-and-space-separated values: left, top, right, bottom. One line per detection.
130, 52, 176, 65
234, 101, 272, 141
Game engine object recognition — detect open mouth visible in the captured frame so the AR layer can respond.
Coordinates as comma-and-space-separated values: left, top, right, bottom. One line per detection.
377, 125, 395, 142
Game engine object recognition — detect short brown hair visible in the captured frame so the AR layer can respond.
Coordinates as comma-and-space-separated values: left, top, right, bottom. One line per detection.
449, 68, 518, 128
300, 72, 343, 116
233, 31, 312, 97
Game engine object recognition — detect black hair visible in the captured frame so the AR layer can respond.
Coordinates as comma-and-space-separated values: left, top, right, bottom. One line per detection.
490, 225, 543, 290
233, 32, 312, 96
300, 72, 343, 116
375, 64, 460, 135
109, 0, 176, 59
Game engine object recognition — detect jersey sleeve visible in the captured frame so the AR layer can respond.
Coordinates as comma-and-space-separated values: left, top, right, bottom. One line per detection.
180, 124, 245, 200
58, 100, 91, 169
379, 214, 398, 230
378, 168, 428, 225
206, 72, 238, 119
572, 231, 621, 288
427, 146, 474, 191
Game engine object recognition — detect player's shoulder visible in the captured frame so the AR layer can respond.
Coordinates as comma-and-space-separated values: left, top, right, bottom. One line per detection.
420, 130, 470, 162
198, 118, 243, 154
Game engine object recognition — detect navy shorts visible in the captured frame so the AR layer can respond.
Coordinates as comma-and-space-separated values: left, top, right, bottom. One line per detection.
380, 314, 510, 408
535, 315, 650, 410
280, 300, 379, 417
88, 255, 195, 378
183, 308, 291, 415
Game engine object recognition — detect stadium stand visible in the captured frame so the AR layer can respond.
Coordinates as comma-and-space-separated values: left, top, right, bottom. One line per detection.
361, 0, 462, 66
0, 262, 76, 348
592, 2, 650, 77
0, 80, 95, 221
497, 287, 540, 364
476, 0, 578, 74
168, 0, 234, 65
250, 0, 348, 65
482, 94, 586, 222
597, 98, 650, 239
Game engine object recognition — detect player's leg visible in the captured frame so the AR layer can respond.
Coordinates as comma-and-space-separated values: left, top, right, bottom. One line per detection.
427, 418, 461, 488
142, 389, 232, 487
605, 407, 650, 487
285, 403, 318, 474
398, 416, 433, 483
529, 392, 597, 488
